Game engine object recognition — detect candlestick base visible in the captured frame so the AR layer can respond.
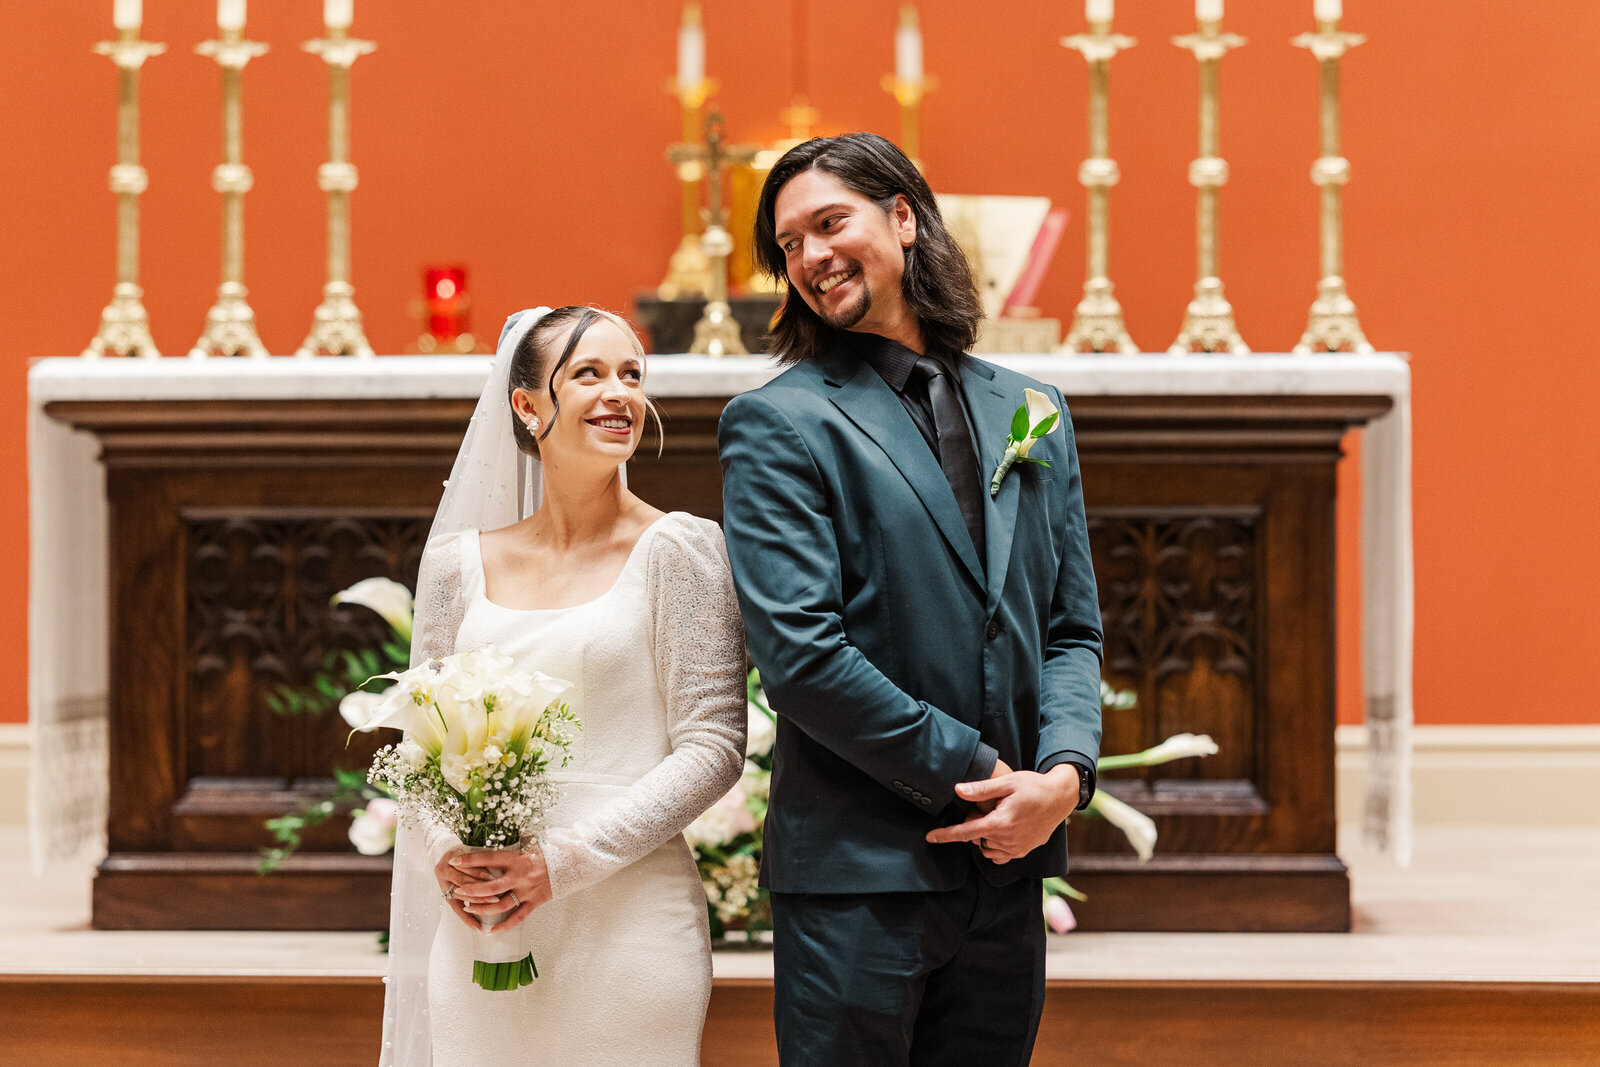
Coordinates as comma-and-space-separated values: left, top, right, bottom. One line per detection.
83, 283, 160, 359
1169, 277, 1249, 355
658, 233, 713, 300
295, 281, 374, 358
1293, 276, 1373, 354
689, 300, 747, 358
1062, 278, 1137, 355
190, 282, 268, 359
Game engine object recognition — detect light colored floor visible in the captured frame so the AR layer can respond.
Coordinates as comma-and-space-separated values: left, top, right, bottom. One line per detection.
3, 825, 1597, 983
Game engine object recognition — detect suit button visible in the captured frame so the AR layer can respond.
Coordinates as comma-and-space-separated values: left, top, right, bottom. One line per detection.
985, 620, 1004, 641
893, 780, 905, 789
920, 797, 933, 806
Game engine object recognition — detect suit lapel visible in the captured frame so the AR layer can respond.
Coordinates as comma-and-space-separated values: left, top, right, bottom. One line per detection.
828, 358, 986, 590
962, 362, 1023, 616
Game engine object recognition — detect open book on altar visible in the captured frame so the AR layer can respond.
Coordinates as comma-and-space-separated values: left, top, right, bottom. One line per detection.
933, 193, 1070, 321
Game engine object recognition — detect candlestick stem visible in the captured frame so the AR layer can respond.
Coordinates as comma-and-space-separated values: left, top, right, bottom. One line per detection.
1169, 19, 1248, 355
296, 32, 377, 358
880, 74, 936, 171
191, 34, 269, 358
1292, 21, 1372, 354
85, 34, 166, 359
658, 77, 718, 299
1061, 24, 1136, 354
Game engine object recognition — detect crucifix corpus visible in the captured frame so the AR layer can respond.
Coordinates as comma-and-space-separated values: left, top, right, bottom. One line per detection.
668, 111, 757, 356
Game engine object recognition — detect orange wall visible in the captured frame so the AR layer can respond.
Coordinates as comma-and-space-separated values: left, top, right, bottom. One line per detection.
5, 2, 1597, 726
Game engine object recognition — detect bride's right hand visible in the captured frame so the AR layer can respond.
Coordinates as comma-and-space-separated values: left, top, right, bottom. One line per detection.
434, 845, 488, 930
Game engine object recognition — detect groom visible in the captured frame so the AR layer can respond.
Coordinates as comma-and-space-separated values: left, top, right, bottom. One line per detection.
718, 132, 1104, 1066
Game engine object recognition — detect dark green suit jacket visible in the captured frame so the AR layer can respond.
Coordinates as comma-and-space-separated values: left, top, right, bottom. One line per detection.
718, 341, 1103, 893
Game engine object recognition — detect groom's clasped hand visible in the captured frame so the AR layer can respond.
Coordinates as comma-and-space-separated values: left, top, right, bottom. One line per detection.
926, 760, 1084, 864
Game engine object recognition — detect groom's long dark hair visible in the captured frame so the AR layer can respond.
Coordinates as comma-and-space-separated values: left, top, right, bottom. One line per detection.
754, 133, 983, 365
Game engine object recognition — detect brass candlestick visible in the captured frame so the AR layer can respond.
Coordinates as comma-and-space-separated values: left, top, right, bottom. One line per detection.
1061, 18, 1137, 355
658, 72, 717, 300
294, 23, 374, 358
1292, 17, 1373, 354
879, 75, 936, 170
191, 27, 269, 359
672, 112, 756, 356
296, 25, 376, 358
1170, 17, 1248, 355
84, 28, 166, 359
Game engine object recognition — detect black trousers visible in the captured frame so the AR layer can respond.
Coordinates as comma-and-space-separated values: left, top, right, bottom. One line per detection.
770, 869, 1047, 1067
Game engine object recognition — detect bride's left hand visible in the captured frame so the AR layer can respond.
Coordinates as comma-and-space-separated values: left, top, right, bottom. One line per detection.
449, 845, 553, 932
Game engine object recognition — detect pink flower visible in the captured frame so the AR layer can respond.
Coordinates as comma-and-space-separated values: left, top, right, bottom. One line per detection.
1044, 894, 1077, 934
365, 797, 399, 828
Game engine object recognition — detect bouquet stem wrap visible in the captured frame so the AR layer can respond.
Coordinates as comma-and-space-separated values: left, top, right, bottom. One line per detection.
460, 846, 538, 991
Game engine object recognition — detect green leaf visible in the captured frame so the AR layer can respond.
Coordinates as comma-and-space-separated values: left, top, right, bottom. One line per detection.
1030, 411, 1059, 438
1019, 457, 1052, 468
1009, 403, 1029, 440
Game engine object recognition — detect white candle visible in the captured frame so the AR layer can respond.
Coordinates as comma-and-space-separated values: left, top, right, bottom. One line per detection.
677, 4, 704, 88
1087, 0, 1113, 24
1315, 0, 1342, 21
1196, 0, 1223, 21
895, 6, 922, 84
218, 0, 245, 31
114, 0, 141, 30
325, 0, 353, 28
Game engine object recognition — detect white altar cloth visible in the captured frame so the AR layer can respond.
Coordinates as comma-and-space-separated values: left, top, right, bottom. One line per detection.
26, 353, 1413, 867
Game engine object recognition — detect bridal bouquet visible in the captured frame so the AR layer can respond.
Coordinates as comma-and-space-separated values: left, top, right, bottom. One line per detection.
362, 645, 580, 990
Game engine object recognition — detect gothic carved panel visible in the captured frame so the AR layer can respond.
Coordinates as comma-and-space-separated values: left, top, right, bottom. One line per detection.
185, 511, 431, 786
1088, 509, 1260, 791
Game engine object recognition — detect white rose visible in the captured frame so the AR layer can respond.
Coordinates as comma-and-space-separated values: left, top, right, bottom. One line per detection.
746, 703, 776, 758
348, 809, 397, 855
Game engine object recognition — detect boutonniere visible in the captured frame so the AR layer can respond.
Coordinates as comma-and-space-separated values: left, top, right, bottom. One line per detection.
989, 388, 1060, 497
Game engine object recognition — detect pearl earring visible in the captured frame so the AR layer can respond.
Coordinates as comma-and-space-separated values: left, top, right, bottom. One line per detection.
525, 416, 540, 434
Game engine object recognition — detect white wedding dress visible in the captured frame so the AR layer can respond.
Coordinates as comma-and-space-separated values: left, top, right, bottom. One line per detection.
404, 512, 747, 1066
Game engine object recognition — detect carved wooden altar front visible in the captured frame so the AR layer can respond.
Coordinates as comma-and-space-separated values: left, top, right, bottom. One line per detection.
47, 380, 1386, 933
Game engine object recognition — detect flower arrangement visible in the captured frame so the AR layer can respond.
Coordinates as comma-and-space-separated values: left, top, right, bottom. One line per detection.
259, 577, 416, 874
1042, 681, 1220, 933
686, 670, 774, 940
362, 645, 581, 990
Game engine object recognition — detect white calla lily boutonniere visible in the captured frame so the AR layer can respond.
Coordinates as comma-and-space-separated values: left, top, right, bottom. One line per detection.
989, 387, 1061, 497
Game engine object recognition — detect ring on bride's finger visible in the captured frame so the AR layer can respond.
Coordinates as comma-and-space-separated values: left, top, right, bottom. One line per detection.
508, 891, 517, 907
444, 884, 456, 901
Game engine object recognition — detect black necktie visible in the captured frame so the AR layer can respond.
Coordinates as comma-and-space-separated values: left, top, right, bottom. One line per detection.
911, 355, 985, 565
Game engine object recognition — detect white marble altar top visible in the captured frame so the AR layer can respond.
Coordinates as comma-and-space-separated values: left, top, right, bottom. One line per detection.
28, 353, 1410, 403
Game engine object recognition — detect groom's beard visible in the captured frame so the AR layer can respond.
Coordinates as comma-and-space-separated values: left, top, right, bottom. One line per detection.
819, 275, 871, 331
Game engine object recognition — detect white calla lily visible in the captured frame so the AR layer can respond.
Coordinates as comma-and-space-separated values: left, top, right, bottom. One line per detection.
338, 690, 387, 733
1013, 388, 1060, 460
331, 577, 415, 642
1097, 732, 1219, 771
990, 387, 1062, 496
1088, 789, 1158, 862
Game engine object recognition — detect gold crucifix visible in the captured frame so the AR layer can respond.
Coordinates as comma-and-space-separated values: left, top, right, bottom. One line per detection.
669, 111, 757, 356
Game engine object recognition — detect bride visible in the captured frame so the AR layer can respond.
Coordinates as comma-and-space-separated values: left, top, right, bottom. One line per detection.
380, 305, 748, 1065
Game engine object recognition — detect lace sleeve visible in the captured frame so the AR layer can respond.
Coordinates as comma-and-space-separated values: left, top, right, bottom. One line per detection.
540, 517, 748, 900
409, 532, 469, 867
410, 533, 465, 667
